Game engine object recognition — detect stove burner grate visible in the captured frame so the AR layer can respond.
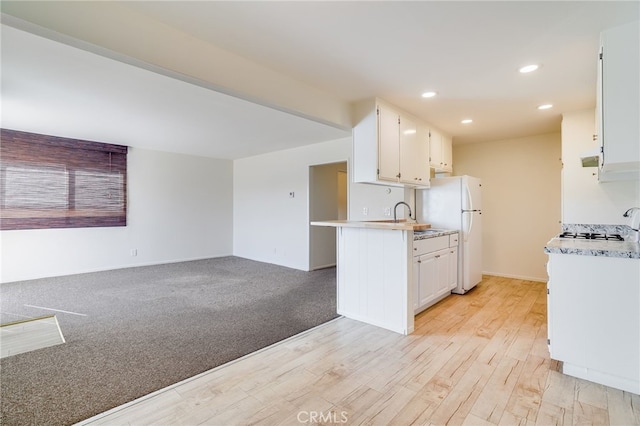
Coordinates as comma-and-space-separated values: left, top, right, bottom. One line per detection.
558, 232, 624, 241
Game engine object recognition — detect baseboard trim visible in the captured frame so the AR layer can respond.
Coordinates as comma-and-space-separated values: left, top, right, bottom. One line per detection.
1, 254, 233, 284
482, 271, 547, 283
310, 263, 337, 271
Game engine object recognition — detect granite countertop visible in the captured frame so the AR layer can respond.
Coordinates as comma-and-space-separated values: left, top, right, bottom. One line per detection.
544, 237, 640, 259
413, 229, 458, 241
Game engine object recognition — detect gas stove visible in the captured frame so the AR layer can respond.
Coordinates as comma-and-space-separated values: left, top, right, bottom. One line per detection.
558, 231, 625, 241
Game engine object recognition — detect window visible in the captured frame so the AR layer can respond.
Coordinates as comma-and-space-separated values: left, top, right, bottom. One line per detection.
1, 129, 127, 230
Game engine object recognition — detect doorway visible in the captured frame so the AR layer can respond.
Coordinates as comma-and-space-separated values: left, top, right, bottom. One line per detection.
309, 161, 348, 270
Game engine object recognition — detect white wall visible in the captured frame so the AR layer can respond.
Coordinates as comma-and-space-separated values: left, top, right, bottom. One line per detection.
309, 162, 346, 270
233, 137, 404, 271
452, 133, 562, 282
0, 148, 233, 283
561, 109, 640, 224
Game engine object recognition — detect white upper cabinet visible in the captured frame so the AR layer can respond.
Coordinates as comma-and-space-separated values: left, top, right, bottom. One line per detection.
442, 134, 453, 172
429, 128, 453, 173
597, 20, 639, 181
429, 128, 442, 169
400, 119, 430, 185
353, 98, 430, 187
377, 103, 401, 182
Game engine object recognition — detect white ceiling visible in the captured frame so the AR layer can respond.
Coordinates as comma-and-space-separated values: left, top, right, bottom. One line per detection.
2, 1, 639, 159
0, 25, 350, 159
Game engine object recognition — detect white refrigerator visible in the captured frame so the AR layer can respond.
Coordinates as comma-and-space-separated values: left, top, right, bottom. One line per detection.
417, 175, 482, 294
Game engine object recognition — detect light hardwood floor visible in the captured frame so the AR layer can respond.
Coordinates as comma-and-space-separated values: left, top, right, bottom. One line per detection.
82, 276, 640, 425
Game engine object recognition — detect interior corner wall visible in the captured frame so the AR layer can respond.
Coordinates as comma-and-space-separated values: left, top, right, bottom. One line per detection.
561, 109, 640, 224
233, 136, 403, 271
452, 132, 562, 282
0, 147, 233, 283
309, 162, 345, 270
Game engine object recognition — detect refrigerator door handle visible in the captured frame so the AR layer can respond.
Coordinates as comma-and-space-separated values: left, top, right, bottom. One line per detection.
464, 184, 472, 211
463, 211, 472, 242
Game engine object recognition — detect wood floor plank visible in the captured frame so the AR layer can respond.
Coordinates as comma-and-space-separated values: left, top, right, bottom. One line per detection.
348, 384, 417, 425
470, 355, 525, 423
80, 277, 640, 426
333, 385, 385, 421
573, 401, 609, 425
606, 388, 640, 426
575, 380, 608, 411
534, 401, 573, 426
426, 360, 495, 425
503, 354, 551, 422
542, 370, 577, 410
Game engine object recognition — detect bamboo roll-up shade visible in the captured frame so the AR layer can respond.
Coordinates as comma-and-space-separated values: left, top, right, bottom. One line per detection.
1, 129, 127, 230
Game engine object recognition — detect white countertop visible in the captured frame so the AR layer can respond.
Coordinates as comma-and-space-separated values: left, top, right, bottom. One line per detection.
310, 219, 431, 231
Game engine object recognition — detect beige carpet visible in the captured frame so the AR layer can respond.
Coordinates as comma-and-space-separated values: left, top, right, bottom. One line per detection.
0, 256, 337, 426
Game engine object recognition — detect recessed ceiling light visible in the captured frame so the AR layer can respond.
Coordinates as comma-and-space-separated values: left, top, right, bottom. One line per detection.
538, 104, 553, 110
461, 119, 473, 124
421, 91, 437, 98
519, 64, 539, 73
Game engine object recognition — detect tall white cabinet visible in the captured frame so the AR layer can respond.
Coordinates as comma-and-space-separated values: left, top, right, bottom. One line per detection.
597, 20, 640, 181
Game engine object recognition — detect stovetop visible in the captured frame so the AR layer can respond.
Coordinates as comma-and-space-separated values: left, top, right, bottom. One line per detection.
558, 231, 625, 241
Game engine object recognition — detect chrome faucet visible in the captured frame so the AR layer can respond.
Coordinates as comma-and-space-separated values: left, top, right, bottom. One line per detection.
623, 207, 640, 242
394, 201, 412, 223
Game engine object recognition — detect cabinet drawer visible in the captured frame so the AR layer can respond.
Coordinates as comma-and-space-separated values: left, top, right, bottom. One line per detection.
413, 236, 448, 256
449, 233, 459, 247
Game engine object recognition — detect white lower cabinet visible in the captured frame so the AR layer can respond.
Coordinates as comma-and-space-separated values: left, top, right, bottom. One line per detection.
547, 253, 640, 394
413, 235, 458, 314
414, 253, 437, 309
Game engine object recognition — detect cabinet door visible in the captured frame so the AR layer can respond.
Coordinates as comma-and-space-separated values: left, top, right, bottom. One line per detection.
447, 247, 458, 291
400, 118, 429, 185
429, 128, 442, 169
377, 104, 400, 182
547, 256, 587, 365
418, 253, 438, 307
435, 249, 450, 297
441, 134, 453, 172
413, 256, 420, 313
600, 21, 639, 170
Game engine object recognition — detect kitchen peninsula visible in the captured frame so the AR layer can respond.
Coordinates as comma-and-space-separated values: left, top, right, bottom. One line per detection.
311, 219, 458, 335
